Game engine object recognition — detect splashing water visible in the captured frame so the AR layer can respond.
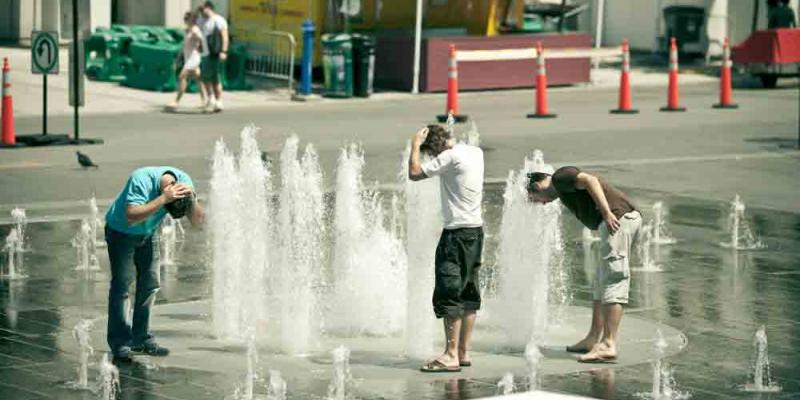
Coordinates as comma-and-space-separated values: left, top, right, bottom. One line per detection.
73, 219, 100, 271
494, 150, 567, 347
497, 372, 515, 395
63, 319, 95, 390
402, 144, 440, 359
635, 330, 691, 400
88, 197, 106, 249
2, 229, 25, 279
582, 227, 600, 243
720, 195, 765, 250
10, 208, 27, 252
330, 143, 406, 336
210, 126, 272, 342
327, 346, 355, 400
525, 341, 543, 391
651, 202, 676, 245
634, 223, 663, 272
740, 325, 782, 392
266, 370, 287, 400
159, 215, 179, 267
276, 135, 324, 354
96, 353, 120, 400
459, 120, 481, 146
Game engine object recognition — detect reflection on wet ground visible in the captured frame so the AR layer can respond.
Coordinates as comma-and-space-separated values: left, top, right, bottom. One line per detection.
1, 185, 799, 399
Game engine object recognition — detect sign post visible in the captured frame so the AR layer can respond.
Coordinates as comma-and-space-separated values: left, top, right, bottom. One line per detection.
31, 31, 59, 137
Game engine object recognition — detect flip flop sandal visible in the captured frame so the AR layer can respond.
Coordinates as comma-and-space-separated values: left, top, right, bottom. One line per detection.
420, 360, 462, 373
459, 361, 472, 367
577, 355, 617, 364
566, 345, 591, 354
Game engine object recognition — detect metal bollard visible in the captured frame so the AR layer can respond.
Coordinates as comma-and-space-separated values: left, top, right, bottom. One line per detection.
300, 19, 315, 96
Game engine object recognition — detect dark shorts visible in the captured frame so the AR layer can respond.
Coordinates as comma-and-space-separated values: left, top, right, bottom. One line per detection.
200, 55, 222, 83
433, 227, 484, 319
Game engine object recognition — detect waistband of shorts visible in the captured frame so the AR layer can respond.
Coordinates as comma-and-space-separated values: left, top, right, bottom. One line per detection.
443, 226, 483, 233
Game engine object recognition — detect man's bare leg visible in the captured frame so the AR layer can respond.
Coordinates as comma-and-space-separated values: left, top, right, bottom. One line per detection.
579, 303, 622, 362
431, 317, 461, 368
568, 300, 604, 352
458, 310, 477, 364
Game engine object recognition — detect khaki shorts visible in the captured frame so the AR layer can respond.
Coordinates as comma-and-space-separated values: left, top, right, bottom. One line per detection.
594, 211, 642, 304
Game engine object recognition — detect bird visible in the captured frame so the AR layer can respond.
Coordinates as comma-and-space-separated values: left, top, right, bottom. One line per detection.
76, 151, 99, 169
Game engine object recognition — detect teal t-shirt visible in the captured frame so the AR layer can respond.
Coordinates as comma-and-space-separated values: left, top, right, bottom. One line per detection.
105, 166, 194, 236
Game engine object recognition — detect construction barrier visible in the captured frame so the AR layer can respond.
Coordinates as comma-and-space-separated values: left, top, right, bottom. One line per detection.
610, 39, 639, 114
436, 44, 468, 123
660, 37, 686, 112
1, 58, 16, 147
713, 37, 738, 109
527, 41, 557, 119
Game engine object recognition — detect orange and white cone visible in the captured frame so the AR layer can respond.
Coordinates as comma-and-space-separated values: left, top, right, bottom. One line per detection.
527, 41, 557, 118
713, 37, 738, 109
660, 37, 686, 112
437, 44, 468, 123
1, 57, 17, 147
611, 39, 639, 114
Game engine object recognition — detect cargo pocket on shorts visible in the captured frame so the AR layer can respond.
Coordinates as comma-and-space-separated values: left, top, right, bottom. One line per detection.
602, 234, 629, 284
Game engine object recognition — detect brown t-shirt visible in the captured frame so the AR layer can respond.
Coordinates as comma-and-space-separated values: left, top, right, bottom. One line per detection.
552, 166, 638, 230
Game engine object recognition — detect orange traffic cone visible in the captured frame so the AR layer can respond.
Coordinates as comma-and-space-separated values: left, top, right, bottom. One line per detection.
713, 37, 738, 109
1, 57, 17, 147
611, 39, 639, 114
527, 41, 557, 118
437, 44, 468, 123
660, 37, 686, 112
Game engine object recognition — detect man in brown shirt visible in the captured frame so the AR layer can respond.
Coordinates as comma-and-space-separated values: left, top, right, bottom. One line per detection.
527, 166, 641, 363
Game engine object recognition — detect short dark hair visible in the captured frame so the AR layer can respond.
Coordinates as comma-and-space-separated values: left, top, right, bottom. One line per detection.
203, 1, 215, 10
526, 172, 550, 192
420, 124, 450, 155
165, 196, 193, 219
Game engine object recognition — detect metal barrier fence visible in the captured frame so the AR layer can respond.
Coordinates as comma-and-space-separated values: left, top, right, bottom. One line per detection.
235, 29, 296, 95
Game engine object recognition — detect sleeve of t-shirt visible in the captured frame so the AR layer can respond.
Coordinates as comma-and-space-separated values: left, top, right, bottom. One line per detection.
125, 177, 150, 206
420, 150, 454, 177
216, 16, 229, 31
552, 166, 580, 194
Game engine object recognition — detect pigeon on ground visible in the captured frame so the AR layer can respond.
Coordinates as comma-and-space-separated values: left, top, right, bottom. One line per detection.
76, 151, 99, 169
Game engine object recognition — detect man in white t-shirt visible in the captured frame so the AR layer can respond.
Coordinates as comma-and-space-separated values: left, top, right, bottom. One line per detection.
408, 125, 485, 373
199, 1, 229, 113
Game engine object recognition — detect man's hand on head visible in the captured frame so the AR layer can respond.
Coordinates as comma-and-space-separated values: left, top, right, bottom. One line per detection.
163, 184, 192, 202
413, 127, 429, 148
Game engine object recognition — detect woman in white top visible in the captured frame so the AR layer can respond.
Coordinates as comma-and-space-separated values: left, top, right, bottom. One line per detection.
167, 12, 207, 110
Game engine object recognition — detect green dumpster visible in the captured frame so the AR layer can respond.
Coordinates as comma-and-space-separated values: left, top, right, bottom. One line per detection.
351, 34, 375, 97
123, 41, 181, 91
84, 30, 132, 82
321, 34, 353, 98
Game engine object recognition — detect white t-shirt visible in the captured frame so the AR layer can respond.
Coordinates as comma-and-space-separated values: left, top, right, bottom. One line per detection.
201, 14, 228, 37
421, 144, 484, 229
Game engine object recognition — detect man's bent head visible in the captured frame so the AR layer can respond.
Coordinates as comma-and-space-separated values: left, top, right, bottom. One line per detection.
420, 125, 452, 156
526, 172, 557, 204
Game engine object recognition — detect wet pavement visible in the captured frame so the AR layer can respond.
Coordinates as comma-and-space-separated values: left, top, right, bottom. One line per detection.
1, 184, 799, 399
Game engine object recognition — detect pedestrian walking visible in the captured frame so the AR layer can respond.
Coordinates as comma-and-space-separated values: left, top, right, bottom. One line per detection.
167, 11, 208, 111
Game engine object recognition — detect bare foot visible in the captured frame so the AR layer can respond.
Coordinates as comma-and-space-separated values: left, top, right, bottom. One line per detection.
458, 350, 471, 366
578, 342, 617, 363
567, 336, 598, 353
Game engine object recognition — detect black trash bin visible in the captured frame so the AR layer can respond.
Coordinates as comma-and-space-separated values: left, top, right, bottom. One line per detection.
663, 6, 705, 52
351, 34, 375, 98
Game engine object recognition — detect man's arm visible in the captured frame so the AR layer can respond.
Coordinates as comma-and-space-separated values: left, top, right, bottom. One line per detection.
189, 197, 205, 226
575, 172, 620, 234
408, 128, 429, 181
220, 26, 229, 60
126, 184, 190, 226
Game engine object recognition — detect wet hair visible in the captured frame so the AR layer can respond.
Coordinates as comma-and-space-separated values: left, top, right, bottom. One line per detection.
165, 196, 193, 219
420, 124, 451, 156
526, 172, 551, 193
203, 1, 216, 10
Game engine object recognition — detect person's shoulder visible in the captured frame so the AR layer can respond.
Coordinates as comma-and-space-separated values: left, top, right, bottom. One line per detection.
553, 166, 579, 177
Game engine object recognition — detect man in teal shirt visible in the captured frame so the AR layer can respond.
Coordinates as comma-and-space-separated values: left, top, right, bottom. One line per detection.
105, 167, 204, 362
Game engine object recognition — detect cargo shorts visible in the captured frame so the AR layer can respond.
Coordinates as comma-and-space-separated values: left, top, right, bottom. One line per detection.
433, 227, 484, 319
594, 211, 641, 304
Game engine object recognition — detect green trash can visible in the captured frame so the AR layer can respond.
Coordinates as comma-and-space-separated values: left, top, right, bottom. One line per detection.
321, 33, 353, 98
351, 34, 375, 98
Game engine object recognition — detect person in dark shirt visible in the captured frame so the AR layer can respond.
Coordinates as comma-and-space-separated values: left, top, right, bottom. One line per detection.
528, 166, 641, 363
769, 0, 797, 28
